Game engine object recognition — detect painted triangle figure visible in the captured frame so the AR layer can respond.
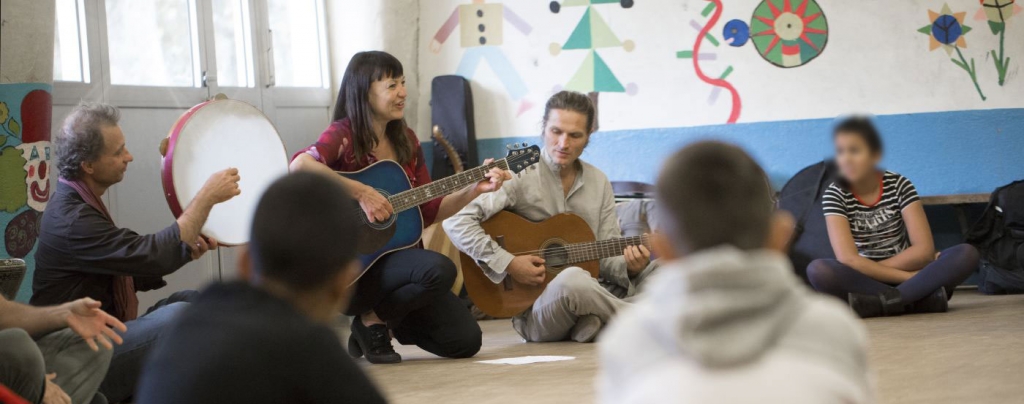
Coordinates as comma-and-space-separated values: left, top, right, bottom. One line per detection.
550, 0, 637, 96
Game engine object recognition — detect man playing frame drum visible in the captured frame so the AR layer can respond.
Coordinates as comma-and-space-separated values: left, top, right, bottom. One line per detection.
32, 103, 240, 403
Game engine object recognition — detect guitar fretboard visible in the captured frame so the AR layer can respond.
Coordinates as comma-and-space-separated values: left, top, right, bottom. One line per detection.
564, 234, 652, 264
388, 159, 510, 213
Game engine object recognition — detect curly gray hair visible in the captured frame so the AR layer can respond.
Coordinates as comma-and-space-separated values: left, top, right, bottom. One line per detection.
55, 103, 120, 180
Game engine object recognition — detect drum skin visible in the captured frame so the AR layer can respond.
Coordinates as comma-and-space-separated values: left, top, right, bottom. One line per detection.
161, 100, 289, 246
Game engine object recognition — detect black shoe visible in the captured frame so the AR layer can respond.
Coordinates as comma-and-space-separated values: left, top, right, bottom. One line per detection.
349, 316, 401, 364
847, 289, 905, 318
908, 287, 949, 314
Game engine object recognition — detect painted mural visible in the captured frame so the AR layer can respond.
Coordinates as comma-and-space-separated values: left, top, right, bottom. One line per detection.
430, 0, 535, 116
418, 0, 1024, 144
977, 0, 1020, 86
919, 3, 987, 100
549, 0, 637, 125
677, 0, 742, 123
0, 83, 53, 300
677, 0, 829, 124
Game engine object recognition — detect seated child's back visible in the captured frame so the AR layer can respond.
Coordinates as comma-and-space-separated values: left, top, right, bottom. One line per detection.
598, 141, 873, 404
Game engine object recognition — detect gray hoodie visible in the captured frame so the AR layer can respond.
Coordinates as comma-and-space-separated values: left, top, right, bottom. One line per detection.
598, 246, 873, 403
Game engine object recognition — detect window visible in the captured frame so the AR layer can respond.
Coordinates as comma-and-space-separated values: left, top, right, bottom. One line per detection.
211, 0, 255, 87
267, 0, 328, 88
105, 0, 202, 87
53, 0, 90, 82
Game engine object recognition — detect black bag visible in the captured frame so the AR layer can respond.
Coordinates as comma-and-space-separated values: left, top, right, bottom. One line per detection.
966, 180, 1024, 294
778, 160, 838, 281
430, 75, 478, 179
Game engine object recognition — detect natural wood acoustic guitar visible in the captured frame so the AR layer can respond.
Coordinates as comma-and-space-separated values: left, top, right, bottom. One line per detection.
459, 211, 651, 318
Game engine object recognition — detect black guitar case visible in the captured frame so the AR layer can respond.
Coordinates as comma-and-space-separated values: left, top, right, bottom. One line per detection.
430, 75, 478, 179
778, 160, 838, 282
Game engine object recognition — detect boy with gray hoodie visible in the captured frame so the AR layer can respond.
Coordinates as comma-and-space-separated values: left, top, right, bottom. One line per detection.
598, 141, 874, 404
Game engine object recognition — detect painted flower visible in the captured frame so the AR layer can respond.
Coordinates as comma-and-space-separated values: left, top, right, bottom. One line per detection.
918, 3, 972, 55
977, 0, 1019, 24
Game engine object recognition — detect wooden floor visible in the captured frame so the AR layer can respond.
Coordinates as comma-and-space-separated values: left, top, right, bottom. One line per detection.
356, 290, 1024, 404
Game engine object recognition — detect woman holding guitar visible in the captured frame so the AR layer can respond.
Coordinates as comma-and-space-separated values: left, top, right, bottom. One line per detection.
291, 51, 510, 364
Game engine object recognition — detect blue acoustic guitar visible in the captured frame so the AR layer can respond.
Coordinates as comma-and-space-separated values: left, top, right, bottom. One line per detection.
339, 143, 541, 279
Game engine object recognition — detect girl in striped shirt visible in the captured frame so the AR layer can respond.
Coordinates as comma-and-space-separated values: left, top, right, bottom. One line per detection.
807, 117, 979, 318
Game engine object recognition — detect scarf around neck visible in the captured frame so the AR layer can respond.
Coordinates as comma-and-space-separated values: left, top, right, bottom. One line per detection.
60, 178, 139, 321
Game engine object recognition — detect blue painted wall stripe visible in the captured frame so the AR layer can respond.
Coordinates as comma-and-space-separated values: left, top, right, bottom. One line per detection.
426, 108, 1024, 196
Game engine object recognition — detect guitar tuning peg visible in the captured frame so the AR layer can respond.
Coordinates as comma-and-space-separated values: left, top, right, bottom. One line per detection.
520, 142, 528, 148
506, 144, 512, 150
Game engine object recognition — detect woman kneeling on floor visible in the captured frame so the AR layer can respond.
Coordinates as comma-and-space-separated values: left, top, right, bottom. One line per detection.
807, 117, 979, 318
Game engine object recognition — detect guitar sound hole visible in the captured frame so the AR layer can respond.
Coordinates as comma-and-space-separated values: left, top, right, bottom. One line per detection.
542, 243, 569, 269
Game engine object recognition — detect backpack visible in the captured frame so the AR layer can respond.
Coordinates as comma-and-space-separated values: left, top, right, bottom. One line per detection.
777, 160, 839, 282
966, 180, 1024, 294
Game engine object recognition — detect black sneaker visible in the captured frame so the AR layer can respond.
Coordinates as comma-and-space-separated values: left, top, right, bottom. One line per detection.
348, 316, 401, 364
847, 289, 905, 318
908, 287, 949, 314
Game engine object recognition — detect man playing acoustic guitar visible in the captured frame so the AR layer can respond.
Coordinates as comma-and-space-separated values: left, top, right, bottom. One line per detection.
444, 91, 652, 343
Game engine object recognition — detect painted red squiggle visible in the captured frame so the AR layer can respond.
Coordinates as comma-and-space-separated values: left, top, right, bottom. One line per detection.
693, 0, 741, 123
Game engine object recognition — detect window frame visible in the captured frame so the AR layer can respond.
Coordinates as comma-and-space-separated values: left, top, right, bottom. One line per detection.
52, 0, 105, 106
54, 0, 332, 110
260, 0, 332, 108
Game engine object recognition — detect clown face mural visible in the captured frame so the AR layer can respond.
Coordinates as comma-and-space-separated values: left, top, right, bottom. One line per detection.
13, 89, 52, 212
15, 140, 51, 212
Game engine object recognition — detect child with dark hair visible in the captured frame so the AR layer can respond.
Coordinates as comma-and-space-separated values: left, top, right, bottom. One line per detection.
599, 141, 872, 404
135, 172, 386, 404
809, 117, 979, 317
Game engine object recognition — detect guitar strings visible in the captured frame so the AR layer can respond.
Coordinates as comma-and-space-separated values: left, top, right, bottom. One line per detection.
342, 160, 508, 218
508, 234, 651, 258
345, 149, 538, 221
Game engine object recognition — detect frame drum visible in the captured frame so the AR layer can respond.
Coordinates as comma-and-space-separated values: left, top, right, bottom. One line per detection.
161, 99, 289, 245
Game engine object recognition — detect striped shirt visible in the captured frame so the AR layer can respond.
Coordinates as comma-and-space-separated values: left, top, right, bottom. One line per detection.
822, 171, 921, 260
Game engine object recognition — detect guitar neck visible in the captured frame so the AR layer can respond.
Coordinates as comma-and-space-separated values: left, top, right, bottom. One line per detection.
565, 234, 651, 265
388, 159, 510, 213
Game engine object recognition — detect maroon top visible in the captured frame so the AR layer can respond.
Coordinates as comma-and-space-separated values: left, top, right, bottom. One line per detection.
292, 118, 442, 227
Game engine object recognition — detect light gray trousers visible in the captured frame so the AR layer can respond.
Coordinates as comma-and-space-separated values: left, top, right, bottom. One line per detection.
512, 267, 630, 342
0, 328, 112, 404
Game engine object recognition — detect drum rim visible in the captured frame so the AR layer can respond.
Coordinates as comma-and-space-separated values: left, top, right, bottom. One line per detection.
160, 99, 288, 246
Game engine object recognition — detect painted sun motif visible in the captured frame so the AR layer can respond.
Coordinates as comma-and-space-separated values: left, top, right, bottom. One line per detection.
749, 0, 828, 68
919, 3, 972, 55
917, 3, 986, 100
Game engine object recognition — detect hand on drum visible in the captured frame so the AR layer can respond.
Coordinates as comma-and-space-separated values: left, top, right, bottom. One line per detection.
473, 158, 513, 195
356, 183, 394, 223
200, 168, 242, 205
188, 236, 218, 260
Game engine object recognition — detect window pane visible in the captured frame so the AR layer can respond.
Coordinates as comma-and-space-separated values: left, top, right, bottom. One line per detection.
54, 0, 89, 82
267, 0, 325, 87
105, 0, 200, 87
212, 0, 254, 87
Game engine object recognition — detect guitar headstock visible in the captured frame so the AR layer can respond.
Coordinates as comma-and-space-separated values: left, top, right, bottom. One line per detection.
504, 143, 541, 175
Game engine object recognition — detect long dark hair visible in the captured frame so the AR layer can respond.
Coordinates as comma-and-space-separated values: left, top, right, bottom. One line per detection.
333, 51, 412, 165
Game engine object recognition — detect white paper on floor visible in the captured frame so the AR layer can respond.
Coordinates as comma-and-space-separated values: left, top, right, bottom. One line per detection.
476, 356, 576, 365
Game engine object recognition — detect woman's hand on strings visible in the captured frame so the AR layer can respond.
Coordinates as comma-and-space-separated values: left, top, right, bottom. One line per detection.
356, 183, 393, 223
473, 158, 513, 195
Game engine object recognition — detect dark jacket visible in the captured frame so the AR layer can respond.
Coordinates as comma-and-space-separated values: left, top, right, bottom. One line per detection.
31, 182, 190, 311
136, 281, 388, 404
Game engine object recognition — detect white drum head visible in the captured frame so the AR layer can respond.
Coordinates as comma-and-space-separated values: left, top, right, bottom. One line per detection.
163, 100, 288, 245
